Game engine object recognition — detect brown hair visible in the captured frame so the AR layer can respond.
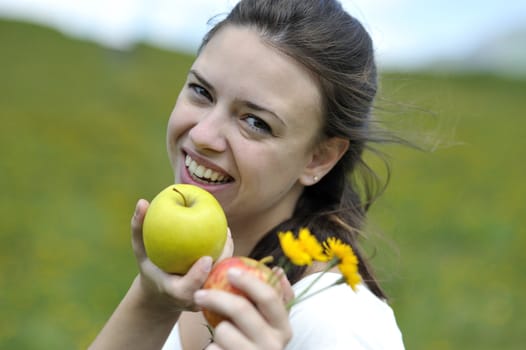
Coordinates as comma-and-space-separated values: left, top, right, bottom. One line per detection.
201, 0, 393, 299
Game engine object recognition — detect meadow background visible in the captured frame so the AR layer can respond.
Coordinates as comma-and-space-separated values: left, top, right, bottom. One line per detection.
1, 19, 525, 349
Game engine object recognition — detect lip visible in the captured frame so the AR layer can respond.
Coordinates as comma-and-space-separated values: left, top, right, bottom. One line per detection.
180, 148, 234, 192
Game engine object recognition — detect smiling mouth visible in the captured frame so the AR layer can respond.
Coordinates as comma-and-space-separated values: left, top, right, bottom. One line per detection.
185, 154, 233, 184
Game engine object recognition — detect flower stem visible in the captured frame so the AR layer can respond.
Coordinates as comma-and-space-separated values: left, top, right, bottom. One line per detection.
291, 279, 345, 305
286, 259, 339, 309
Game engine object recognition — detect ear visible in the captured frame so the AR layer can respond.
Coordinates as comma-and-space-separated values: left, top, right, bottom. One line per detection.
299, 137, 349, 186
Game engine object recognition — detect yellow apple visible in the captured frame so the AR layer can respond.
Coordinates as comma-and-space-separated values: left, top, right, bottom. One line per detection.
143, 184, 227, 274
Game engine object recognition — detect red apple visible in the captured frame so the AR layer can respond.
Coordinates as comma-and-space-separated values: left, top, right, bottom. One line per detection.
202, 256, 282, 328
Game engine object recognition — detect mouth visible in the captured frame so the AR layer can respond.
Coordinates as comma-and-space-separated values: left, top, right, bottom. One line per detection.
185, 154, 233, 184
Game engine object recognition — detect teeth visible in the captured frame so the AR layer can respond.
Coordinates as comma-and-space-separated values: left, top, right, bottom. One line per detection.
185, 155, 230, 183
195, 165, 205, 177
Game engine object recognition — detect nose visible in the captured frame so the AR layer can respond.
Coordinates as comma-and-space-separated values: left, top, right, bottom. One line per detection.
188, 107, 228, 152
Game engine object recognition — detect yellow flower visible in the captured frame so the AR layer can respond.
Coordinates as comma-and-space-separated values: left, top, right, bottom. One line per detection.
278, 231, 312, 266
323, 237, 353, 261
338, 256, 361, 290
279, 232, 362, 309
323, 237, 361, 290
297, 228, 329, 262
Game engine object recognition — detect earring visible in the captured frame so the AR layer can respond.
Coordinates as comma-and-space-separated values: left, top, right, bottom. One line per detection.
313, 175, 319, 182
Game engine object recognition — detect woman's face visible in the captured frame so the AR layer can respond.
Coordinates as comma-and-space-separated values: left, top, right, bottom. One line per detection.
166, 25, 323, 230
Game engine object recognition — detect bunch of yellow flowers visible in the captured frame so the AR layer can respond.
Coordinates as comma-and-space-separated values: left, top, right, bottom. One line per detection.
278, 228, 361, 308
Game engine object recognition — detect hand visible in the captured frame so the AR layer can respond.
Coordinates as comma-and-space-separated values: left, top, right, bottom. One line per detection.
195, 267, 294, 350
131, 199, 234, 313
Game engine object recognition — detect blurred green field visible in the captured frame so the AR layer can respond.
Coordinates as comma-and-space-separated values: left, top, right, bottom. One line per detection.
1, 19, 525, 349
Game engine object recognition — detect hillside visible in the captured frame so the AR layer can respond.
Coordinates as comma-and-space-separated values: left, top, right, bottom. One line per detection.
1, 19, 525, 349
427, 25, 526, 77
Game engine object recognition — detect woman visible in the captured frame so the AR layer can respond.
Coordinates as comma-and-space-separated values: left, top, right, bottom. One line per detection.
91, 0, 405, 349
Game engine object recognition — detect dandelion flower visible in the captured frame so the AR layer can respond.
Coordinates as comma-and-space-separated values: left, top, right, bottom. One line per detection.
323, 237, 353, 261
338, 256, 361, 290
323, 237, 361, 290
297, 228, 329, 262
278, 231, 362, 308
278, 231, 312, 266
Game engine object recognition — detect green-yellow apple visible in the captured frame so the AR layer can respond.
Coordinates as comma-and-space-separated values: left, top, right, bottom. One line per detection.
202, 256, 282, 328
143, 184, 227, 274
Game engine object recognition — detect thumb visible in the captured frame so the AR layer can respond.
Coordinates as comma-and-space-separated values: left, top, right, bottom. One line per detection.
131, 199, 149, 261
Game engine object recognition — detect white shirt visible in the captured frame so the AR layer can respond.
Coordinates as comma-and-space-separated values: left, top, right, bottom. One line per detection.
163, 272, 404, 349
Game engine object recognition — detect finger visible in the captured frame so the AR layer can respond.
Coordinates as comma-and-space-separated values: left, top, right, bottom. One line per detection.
216, 228, 234, 263
211, 321, 252, 350
138, 256, 213, 312
131, 199, 149, 261
195, 273, 289, 344
226, 269, 291, 338
166, 257, 212, 311
173, 256, 213, 300
204, 342, 224, 350
195, 288, 265, 333
272, 267, 295, 305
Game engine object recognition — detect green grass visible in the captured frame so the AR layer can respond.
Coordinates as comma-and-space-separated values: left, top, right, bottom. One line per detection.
1, 19, 525, 349
368, 72, 526, 348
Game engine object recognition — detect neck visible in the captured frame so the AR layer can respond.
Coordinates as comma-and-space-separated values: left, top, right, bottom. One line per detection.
227, 205, 296, 257
226, 183, 304, 257
228, 220, 273, 257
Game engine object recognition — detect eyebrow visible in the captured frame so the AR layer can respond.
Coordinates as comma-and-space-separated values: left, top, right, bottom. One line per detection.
188, 69, 286, 127
189, 69, 215, 95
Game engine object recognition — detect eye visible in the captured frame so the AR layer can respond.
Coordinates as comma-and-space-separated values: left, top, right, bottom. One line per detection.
242, 114, 273, 135
188, 83, 213, 102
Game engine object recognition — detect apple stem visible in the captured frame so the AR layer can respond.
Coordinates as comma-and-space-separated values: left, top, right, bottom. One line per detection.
259, 256, 274, 266
172, 186, 188, 207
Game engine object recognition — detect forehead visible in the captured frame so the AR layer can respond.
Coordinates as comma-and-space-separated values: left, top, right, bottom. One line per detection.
193, 25, 323, 133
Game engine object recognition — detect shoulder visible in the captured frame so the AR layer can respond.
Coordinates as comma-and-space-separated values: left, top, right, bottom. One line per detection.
286, 272, 405, 350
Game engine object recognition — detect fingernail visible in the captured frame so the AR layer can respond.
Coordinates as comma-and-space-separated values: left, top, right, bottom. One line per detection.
272, 266, 285, 276
194, 290, 207, 303
228, 268, 242, 279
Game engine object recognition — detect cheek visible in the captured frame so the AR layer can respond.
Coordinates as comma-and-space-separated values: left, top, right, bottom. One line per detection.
166, 102, 195, 141
241, 148, 306, 185
167, 89, 197, 129
166, 106, 190, 164
165, 115, 179, 156
166, 113, 179, 141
